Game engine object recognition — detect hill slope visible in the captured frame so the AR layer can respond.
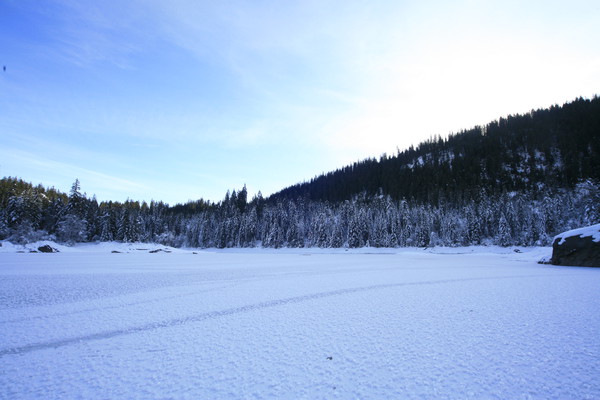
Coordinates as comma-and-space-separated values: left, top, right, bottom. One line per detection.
271, 96, 600, 204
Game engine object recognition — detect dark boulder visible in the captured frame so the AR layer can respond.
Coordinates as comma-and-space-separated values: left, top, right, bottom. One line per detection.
149, 248, 171, 253
551, 224, 600, 267
38, 245, 59, 253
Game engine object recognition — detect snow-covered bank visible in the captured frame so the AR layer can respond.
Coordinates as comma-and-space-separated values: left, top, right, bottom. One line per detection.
0, 239, 551, 257
1, 246, 598, 399
0, 240, 184, 254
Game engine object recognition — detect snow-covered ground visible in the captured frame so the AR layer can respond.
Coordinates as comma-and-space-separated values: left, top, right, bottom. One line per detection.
1, 242, 599, 399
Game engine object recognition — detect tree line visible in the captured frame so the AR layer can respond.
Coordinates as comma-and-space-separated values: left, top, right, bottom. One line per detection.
0, 176, 598, 248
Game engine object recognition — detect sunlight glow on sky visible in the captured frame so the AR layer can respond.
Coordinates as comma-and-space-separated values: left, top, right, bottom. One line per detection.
1, 0, 599, 204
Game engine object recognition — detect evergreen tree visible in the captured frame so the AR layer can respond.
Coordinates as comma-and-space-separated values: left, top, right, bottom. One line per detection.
58, 214, 88, 244
67, 179, 87, 220
99, 211, 114, 242
497, 213, 512, 247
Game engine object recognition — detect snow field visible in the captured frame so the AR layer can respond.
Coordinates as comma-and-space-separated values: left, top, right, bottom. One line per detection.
1, 246, 599, 399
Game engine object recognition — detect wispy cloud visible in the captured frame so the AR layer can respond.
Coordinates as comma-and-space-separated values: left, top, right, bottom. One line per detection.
0, 148, 148, 199
2, 0, 599, 203
37, 0, 150, 69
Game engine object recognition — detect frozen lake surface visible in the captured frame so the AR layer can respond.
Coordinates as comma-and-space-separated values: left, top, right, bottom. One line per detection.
1, 244, 599, 399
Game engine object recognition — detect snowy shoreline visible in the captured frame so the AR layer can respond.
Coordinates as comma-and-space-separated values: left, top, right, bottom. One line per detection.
0, 239, 552, 258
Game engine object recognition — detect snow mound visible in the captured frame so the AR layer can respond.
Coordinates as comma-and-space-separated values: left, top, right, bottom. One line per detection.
554, 223, 600, 245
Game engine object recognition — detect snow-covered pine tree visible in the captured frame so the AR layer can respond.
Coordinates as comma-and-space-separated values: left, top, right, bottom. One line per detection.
99, 211, 114, 242
496, 213, 512, 247
57, 213, 88, 244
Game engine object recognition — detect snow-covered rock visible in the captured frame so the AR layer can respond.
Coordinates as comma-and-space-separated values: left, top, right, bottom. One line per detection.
551, 224, 600, 267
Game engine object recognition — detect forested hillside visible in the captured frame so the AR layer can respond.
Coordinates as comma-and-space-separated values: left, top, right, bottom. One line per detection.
272, 96, 600, 204
1, 97, 599, 248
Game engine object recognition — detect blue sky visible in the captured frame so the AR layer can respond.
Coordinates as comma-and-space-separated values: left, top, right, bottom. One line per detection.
1, 0, 599, 204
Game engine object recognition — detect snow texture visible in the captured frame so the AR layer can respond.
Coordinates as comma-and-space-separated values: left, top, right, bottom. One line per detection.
1, 243, 600, 399
554, 223, 600, 245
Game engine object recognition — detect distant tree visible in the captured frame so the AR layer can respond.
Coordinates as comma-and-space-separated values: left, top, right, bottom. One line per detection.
237, 184, 248, 214
497, 213, 512, 247
580, 180, 600, 225
99, 211, 114, 242
67, 179, 86, 219
465, 205, 481, 245
58, 214, 88, 244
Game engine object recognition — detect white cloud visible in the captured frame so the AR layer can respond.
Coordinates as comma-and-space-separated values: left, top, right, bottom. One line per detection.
0, 148, 149, 199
